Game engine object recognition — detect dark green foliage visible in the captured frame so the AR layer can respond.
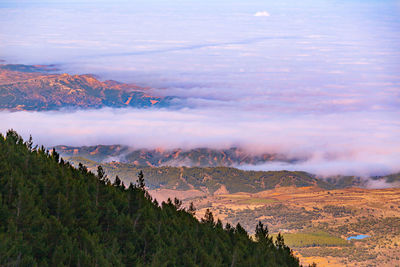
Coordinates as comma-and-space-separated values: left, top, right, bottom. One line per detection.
201, 209, 215, 225
188, 202, 196, 216
0, 130, 301, 266
255, 221, 272, 246
136, 170, 145, 190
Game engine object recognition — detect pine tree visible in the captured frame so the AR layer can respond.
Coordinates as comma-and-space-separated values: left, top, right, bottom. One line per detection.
114, 175, 122, 187
137, 170, 145, 190
255, 221, 273, 246
26, 135, 33, 151
0, 130, 301, 266
201, 209, 215, 226
275, 232, 285, 249
97, 165, 106, 181
188, 202, 196, 216
51, 148, 60, 163
173, 198, 182, 210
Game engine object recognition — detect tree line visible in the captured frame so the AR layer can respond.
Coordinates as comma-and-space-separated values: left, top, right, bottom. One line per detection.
0, 130, 305, 266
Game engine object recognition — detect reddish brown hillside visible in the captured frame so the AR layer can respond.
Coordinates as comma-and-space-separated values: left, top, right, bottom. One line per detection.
0, 64, 170, 110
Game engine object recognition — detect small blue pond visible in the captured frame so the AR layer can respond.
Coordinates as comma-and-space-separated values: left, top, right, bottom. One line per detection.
347, 235, 370, 241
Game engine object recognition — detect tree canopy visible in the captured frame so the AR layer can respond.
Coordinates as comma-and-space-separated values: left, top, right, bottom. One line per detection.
0, 130, 301, 266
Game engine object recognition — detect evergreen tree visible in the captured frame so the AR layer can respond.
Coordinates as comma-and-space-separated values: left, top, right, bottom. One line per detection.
276, 232, 285, 249
137, 170, 145, 189
97, 165, 106, 181
188, 202, 196, 215
201, 208, 215, 226
114, 175, 122, 187
0, 130, 302, 266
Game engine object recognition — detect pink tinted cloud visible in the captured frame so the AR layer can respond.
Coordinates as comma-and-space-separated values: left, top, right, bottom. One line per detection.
0, 107, 399, 177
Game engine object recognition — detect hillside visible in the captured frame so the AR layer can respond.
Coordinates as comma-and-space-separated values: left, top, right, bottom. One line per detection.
55, 144, 293, 167
65, 156, 336, 193
59, 145, 399, 190
191, 187, 400, 266
0, 130, 301, 266
0, 64, 171, 110
63, 156, 400, 266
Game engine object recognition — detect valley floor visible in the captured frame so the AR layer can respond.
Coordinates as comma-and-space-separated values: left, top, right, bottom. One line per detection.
150, 186, 400, 266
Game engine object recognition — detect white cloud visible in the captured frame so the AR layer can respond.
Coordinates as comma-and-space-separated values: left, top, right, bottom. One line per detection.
254, 11, 270, 17
0, 108, 399, 177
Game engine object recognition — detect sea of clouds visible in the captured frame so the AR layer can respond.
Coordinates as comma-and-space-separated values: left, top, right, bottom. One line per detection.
1, 107, 399, 177
0, 0, 399, 177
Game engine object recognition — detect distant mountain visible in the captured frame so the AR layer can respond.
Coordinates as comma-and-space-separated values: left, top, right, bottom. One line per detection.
0, 64, 171, 110
65, 156, 359, 194
57, 145, 400, 193
54, 144, 295, 167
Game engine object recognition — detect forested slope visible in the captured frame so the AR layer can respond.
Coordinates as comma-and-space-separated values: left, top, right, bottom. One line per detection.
0, 130, 301, 266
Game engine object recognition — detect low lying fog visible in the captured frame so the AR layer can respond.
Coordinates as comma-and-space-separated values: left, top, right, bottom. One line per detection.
1, 107, 399, 177
1, 1, 399, 178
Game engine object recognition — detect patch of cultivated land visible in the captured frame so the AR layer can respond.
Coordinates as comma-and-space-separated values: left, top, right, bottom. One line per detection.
159, 186, 400, 266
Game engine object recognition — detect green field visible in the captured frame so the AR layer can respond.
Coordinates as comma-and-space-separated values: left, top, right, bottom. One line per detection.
273, 231, 348, 247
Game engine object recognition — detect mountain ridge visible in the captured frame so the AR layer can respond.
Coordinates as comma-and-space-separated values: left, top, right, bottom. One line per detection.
55, 144, 295, 167
0, 63, 171, 110
65, 155, 368, 194
56, 145, 400, 190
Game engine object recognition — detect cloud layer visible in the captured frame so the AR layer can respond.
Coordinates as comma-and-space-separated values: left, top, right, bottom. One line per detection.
0, 1, 399, 178
1, 108, 399, 177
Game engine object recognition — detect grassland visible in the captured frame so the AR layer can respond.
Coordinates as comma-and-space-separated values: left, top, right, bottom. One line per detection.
188, 187, 400, 266
238, 198, 276, 205
271, 231, 348, 247
65, 156, 400, 266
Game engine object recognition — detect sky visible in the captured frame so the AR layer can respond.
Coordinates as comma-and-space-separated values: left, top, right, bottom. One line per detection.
0, 0, 399, 176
